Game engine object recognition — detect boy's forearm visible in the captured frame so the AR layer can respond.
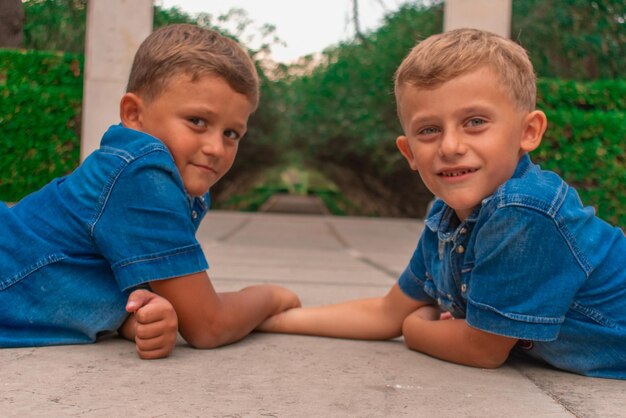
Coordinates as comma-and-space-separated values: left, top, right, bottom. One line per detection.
210, 285, 290, 345
265, 301, 401, 339
263, 294, 428, 340
149, 274, 295, 349
402, 314, 517, 368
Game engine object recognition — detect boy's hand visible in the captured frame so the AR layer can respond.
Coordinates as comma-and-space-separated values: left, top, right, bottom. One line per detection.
256, 309, 293, 333
121, 289, 178, 359
250, 285, 300, 333
148, 272, 302, 349
266, 284, 301, 313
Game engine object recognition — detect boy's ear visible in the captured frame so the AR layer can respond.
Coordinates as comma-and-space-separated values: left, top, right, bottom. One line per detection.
119, 92, 144, 130
396, 135, 418, 171
519, 110, 547, 154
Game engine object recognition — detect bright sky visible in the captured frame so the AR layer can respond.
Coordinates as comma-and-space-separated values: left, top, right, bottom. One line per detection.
158, 0, 406, 63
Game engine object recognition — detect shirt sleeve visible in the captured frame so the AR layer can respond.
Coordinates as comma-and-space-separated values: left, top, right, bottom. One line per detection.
466, 206, 586, 341
92, 150, 208, 291
397, 234, 436, 303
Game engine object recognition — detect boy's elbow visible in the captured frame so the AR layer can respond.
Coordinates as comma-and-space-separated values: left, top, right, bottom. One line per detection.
464, 339, 512, 369
183, 331, 220, 349
180, 318, 233, 349
470, 352, 508, 369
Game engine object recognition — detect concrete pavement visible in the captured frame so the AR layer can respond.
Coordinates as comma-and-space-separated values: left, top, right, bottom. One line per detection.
2, 210, 625, 417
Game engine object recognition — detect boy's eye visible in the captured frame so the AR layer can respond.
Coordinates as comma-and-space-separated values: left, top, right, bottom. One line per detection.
417, 126, 440, 136
188, 117, 206, 127
466, 118, 486, 128
224, 129, 241, 140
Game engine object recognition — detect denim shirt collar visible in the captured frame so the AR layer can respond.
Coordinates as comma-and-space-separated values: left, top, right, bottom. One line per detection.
425, 154, 533, 238
425, 204, 481, 242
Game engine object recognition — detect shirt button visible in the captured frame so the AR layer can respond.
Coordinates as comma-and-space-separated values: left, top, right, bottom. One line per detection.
461, 284, 467, 293
437, 298, 442, 306
459, 227, 467, 234
191, 210, 198, 219
456, 245, 465, 254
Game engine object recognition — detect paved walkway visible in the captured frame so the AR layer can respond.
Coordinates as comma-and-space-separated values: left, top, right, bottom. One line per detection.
259, 193, 331, 215
2, 210, 625, 417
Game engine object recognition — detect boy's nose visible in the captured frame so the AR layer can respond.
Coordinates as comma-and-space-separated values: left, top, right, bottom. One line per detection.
438, 130, 465, 157
201, 133, 225, 157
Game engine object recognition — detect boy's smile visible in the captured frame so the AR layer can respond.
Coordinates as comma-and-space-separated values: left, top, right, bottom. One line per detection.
123, 74, 254, 197
395, 66, 544, 220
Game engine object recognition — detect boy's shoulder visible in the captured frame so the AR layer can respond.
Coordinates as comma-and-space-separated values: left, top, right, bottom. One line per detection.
99, 124, 170, 163
492, 155, 572, 218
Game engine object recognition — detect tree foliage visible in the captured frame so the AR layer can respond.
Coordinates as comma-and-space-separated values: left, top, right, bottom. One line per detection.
21, 0, 204, 53
22, 0, 86, 53
11, 0, 626, 223
512, 0, 625, 80
280, 2, 445, 216
279, 0, 624, 219
16, 0, 287, 205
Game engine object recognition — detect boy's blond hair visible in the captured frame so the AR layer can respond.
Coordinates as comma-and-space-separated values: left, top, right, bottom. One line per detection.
127, 24, 259, 110
394, 28, 536, 111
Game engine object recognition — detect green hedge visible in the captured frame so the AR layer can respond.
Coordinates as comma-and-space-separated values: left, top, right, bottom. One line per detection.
0, 49, 83, 86
0, 84, 82, 200
537, 79, 626, 112
0, 49, 82, 201
533, 109, 625, 226
535, 81, 625, 227
1, 48, 624, 227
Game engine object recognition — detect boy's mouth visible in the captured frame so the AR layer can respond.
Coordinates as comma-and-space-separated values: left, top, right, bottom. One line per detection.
438, 168, 478, 177
192, 163, 217, 174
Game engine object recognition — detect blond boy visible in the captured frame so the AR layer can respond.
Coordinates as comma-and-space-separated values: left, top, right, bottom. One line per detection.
260, 29, 626, 379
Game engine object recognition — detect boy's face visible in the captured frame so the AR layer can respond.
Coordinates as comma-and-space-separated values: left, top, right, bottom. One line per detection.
395, 66, 544, 220
124, 74, 253, 197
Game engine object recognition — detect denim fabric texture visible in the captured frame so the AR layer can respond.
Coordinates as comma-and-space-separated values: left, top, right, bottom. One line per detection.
398, 154, 626, 379
0, 125, 210, 347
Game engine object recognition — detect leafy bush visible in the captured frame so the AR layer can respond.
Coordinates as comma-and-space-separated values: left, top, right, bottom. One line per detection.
0, 48, 284, 205
281, 3, 625, 224
537, 79, 626, 111
513, 0, 625, 80
0, 84, 82, 200
0, 48, 83, 86
535, 79, 625, 225
533, 108, 625, 226
3, 2, 624, 226
282, 3, 445, 216
0, 49, 82, 201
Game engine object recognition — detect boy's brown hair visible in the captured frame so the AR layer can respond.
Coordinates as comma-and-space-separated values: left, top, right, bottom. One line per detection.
126, 24, 259, 110
394, 28, 536, 111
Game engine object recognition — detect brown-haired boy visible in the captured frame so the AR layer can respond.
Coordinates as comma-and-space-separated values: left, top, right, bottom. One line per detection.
0, 24, 300, 359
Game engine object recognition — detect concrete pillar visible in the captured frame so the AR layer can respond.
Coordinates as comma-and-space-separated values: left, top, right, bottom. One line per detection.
81, 0, 153, 161
444, 0, 512, 38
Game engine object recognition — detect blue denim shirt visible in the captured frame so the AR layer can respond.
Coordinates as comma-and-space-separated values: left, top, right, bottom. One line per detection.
398, 154, 626, 379
0, 125, 210, 347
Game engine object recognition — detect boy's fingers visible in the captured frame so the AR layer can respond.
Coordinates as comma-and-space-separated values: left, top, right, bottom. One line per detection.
136, 335, 172, 352
134, 301, 176, 324
125, 289, 158, 313
136, 346, 173, 360
135, 334, 177, 359
135, 320, 177, 340
135, 339, 175, 359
